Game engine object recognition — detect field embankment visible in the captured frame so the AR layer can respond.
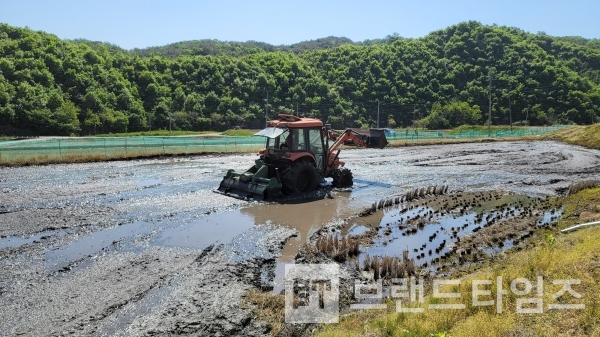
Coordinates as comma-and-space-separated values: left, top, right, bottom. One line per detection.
541, 124, 600, 149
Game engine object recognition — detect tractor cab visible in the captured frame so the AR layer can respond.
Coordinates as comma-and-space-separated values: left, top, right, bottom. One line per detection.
255, 115, 327, 174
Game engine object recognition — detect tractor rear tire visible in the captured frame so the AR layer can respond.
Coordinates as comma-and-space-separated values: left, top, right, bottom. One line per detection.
332, 168, 353, 188
283, 161, 318, 194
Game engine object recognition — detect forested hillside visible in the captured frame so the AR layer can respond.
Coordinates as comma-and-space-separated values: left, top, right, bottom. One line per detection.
0, 21, 598, 136
133, 36, 357, 58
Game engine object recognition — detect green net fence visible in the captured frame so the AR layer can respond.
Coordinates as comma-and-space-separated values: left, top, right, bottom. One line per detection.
387, 125, 568, 142
0, 126, 569, 164
0, 136, 266, 163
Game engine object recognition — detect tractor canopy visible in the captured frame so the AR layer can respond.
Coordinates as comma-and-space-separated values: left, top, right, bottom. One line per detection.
254, 127, 286, 138
266, 114, 323, 128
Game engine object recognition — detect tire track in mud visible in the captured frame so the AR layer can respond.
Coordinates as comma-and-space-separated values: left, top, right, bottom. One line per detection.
99, 225, 296, 337
1, 247, 199, 336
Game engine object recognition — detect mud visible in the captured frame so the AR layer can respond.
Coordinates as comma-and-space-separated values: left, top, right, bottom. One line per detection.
0, 141, 599, 336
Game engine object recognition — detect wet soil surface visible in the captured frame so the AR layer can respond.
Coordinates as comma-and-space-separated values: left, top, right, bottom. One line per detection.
0, 141, 599, 336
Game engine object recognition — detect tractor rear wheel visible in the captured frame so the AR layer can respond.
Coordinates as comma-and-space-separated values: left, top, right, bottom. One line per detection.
332, 168, 353, 188
283, 161, 318, 194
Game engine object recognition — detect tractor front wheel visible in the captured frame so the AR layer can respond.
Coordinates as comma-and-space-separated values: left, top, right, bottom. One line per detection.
332, 168, 353, 188
283, 161, 318, 194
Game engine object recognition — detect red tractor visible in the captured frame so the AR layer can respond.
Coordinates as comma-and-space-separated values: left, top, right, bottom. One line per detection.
217, 114, 388, 200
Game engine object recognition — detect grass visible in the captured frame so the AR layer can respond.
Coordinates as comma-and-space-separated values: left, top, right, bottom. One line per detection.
387, 124, 530, 135
222, 129, 259, 137
449, 125, 528, 134
0, 152, 205, 166
94, 130, 211, 137
242, 288, 286, 336
93, 128, 260, 137
315, 187, 600, 337
568, 180, 599, 196
541, 124, 600, 149
0, 146, 261, 166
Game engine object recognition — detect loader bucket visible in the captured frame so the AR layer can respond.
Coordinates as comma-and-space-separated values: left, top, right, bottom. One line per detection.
367, 129, 388, 149
216, 160, 283, 200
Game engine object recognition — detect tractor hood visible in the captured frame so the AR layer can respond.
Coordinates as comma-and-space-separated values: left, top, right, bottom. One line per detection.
254, 127, 287, 138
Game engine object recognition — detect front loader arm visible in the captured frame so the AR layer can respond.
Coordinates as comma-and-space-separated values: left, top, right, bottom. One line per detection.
327, 129, 369, 153
326, 128, 388, 169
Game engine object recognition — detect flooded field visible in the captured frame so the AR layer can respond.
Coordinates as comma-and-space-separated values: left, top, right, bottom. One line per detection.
0, 140, 599, 336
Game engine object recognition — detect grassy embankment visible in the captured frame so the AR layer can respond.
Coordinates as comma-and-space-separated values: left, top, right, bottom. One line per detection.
540, 124, 600, 150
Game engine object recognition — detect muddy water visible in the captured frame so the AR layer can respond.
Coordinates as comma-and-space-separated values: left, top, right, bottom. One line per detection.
348, 191, 559, 271
0, 141, 599, 336
241, 192, 360, 292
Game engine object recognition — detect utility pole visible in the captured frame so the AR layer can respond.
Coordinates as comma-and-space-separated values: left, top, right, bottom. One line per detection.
167, 101, 173, 135
488, 71, 492, 137
377, 99, 380, 128
526, 103, 530, 123
265, 92, 269, 127
506, 91, 512, 131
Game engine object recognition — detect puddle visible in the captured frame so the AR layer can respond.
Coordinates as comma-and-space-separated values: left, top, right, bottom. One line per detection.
45, 221, 154, 270
241, 194, 358, 293
0, 229, 68, 250
44, 209, 265, 272
352, 179, 394, 189
363, 209, 476, 267
243, 193, 362, 253
154, 209, 254, 250
134, 177, 162, 189
339, 192, 559, 273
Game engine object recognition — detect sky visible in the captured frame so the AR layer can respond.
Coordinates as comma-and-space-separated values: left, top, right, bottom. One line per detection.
1, 0, 598, 50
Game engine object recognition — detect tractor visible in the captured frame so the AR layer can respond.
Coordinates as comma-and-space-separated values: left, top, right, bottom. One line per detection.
217, 114, 388, 200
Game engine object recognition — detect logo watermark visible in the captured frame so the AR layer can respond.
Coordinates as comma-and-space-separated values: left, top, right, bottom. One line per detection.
283, 263, 585, 323
352, 276, 585, 314
284, 264, 339, 323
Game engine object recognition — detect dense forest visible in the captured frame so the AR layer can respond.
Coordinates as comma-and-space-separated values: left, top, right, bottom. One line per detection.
0, 21, 599, 136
